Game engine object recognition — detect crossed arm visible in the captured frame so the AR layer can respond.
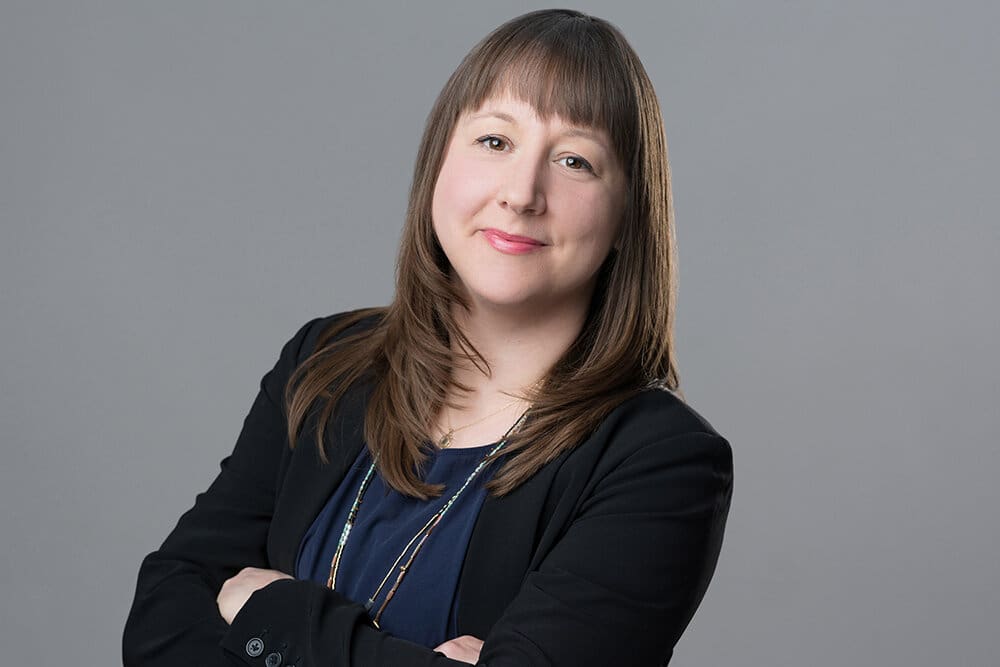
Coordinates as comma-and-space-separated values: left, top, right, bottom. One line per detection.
217, 567, 483, 662
122, 319, 733, 666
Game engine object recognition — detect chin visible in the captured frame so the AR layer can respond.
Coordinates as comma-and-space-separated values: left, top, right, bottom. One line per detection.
453, 276, 539, 309
468, 289, 540, 311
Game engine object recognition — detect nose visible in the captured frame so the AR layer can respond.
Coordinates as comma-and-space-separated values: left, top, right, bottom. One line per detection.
496, 153, 547, 216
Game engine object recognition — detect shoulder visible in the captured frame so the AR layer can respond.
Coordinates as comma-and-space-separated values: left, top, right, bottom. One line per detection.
611, 387, 724, 439
584, 387, 732, 473
284, 307, 386, 365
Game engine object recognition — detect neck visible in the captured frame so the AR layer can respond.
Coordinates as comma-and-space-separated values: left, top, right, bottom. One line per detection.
449, 295, 589, 398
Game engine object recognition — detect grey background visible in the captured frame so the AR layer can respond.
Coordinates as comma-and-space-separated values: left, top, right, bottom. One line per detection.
2, 1, 997, 665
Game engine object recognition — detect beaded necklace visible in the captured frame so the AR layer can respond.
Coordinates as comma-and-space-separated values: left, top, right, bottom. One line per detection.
326, 410, 529, 628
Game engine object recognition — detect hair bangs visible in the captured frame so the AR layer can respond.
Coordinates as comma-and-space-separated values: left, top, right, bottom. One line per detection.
455, 16, 639, 173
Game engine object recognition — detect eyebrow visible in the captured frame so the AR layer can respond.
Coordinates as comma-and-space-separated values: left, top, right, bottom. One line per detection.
469, 111, 517, 124
468, 111, 607, 145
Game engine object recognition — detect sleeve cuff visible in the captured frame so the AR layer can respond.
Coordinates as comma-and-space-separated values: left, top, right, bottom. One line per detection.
219, 578, 367, 667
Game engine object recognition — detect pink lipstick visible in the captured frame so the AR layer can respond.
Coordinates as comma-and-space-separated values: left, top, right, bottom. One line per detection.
482, 229, 545, 255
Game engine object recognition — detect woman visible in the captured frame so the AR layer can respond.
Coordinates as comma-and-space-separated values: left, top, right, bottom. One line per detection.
123, 9, 733, 666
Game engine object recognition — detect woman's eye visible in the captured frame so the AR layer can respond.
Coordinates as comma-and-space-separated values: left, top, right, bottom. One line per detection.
476, 135, 509, 151
558, 155, 594, 172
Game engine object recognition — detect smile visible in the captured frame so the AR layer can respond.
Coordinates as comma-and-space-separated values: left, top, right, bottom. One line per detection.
481, 229, 547, 255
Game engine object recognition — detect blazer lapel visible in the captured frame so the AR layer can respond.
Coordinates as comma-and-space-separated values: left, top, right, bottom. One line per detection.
268, 381, 370, 574
453, 456, 562, 638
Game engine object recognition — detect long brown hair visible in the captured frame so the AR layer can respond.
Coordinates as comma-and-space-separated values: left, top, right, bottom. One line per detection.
286, 9, 680, 499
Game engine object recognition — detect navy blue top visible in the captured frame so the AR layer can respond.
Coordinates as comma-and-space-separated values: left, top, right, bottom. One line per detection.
295, 442, 502, 648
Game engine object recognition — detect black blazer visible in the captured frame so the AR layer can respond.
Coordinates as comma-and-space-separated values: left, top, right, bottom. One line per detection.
123, 312, 733, 667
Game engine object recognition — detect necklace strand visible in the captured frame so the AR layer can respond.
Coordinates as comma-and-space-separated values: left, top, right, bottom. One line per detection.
327, 409, 530, 628
438, 397, 524, 448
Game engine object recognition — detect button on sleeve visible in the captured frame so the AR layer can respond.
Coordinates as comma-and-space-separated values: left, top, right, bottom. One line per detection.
245, 637, 265, 657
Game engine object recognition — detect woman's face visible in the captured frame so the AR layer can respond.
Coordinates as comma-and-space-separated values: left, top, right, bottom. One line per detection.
431, 94, 627, 318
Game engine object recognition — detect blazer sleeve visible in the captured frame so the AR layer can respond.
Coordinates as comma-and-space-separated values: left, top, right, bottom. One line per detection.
475, 430, 733, 667
122, 316, 470, 666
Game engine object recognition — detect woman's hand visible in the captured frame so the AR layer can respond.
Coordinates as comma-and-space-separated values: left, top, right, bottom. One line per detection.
217, 566, 293, 625
433, 635, 484, 664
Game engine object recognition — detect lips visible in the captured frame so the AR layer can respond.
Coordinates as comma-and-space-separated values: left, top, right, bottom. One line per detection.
481, 228, 546, 255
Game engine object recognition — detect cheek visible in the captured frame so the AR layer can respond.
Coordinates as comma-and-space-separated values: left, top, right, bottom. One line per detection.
559, 191, 623, 248
432, 152, 482, 229
593, 182, 627, 245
